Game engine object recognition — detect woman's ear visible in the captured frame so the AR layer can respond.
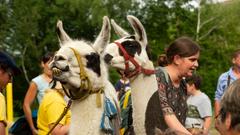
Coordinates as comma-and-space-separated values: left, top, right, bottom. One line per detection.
173, 55, 182, 65
225, 113, 232, 130
232, 58, 236, 65
41, 61, 45, 68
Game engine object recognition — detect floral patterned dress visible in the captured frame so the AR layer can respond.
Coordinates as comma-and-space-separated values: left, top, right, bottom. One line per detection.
145, 67, 188, 135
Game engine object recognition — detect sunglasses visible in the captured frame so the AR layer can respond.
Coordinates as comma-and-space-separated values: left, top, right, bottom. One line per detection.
215, 108, 227, 121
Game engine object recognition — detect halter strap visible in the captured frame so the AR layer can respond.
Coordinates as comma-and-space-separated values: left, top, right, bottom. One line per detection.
62, 47, 103, 107
114, 42, 155, 78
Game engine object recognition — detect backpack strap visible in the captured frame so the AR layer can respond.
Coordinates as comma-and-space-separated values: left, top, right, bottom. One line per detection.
155, 66, 169, 83
227, 74, 231, 87
122, 90, 131, 109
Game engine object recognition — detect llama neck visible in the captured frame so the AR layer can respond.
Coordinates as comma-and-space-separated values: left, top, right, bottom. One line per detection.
130, 61, 158, 134
69, 81, 118, 135
69, 94, 104, 135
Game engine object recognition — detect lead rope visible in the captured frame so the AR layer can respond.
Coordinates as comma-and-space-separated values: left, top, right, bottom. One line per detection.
46, 99, 72, 135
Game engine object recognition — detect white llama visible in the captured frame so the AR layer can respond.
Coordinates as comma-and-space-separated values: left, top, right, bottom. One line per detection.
49, 16, 120, 135
103, 15, 159, 135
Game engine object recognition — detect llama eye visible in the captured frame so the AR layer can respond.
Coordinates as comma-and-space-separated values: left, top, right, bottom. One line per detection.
54, 55, 66, 61
129, 44, 134, 47
125, 36, 135, 39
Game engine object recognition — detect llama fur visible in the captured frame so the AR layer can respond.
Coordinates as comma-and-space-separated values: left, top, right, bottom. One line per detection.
50, 16, 120, 135
103, 15, 158, 134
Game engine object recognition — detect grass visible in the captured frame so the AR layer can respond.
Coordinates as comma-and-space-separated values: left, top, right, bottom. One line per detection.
209, 118, 220, 135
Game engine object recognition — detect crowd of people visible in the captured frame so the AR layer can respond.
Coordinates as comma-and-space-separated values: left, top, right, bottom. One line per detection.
1, 36, 240, 135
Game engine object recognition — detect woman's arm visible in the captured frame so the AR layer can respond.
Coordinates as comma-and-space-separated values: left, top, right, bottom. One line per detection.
23, 82, 38, 135
45, 91, 70, 135
203, 116, 212, 135
0, 122, 6, 135
49, 124, 69, 135
214, 100, 220, 118
164, 115, 191, 134
157, 78, 191, 135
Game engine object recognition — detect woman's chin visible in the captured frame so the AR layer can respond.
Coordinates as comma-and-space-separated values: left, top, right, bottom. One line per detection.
186, 72, 193, 77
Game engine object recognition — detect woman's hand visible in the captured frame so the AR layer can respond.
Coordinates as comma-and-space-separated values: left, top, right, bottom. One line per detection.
31, 127, 38, 135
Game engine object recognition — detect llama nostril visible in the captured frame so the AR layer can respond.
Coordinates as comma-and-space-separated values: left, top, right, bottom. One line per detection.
62, 65, 69, 72
54, 55, 66, 61
104, 54, 113, 64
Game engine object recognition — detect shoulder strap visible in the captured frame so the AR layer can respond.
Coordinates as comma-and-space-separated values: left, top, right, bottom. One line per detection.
227, 74, 231, 87
157, 66, 169, 83
122, 90, 131, 109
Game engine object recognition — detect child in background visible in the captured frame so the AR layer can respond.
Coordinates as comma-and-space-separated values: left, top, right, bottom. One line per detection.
185, 74, 212, 135
114, 70, 130, 100
37, 81, 71, 135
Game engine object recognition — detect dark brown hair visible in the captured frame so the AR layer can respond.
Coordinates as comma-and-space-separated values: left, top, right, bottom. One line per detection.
157, 54, 168, 67
185, 74, 202, 90
231, 49, 240, 59
41, 52, 54, 64
166, 37, 200, 63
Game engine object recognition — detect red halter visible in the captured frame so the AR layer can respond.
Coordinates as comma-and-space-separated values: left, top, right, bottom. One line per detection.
114, 42, 155, 78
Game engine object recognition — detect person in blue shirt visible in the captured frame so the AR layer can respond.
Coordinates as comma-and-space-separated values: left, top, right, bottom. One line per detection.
23, 52, 54, 135
214, 49, 240, 119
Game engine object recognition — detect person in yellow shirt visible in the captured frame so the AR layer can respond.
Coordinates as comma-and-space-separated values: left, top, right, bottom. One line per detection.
0, 92, 7, 134
37, 80, 71, 135
0, 51, 21, 135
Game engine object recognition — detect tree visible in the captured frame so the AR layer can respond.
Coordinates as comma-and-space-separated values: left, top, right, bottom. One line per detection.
195, 0, 240, 100
0, 0, 140, 116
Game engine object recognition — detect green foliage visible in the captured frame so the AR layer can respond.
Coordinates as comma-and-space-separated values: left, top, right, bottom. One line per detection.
0, 2, 9, 48
1, 0, 139, 116
195, 0, 240, 103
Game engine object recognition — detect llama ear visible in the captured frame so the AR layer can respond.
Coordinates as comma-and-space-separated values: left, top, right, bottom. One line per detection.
93, 16, 111, 54
127, 15, 148, 47
111, 19, 129, 38
56, 20, 72, 47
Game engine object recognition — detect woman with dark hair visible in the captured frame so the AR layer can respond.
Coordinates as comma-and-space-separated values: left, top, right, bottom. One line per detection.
23, 52, 54, 135
155, 37, 200, 134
